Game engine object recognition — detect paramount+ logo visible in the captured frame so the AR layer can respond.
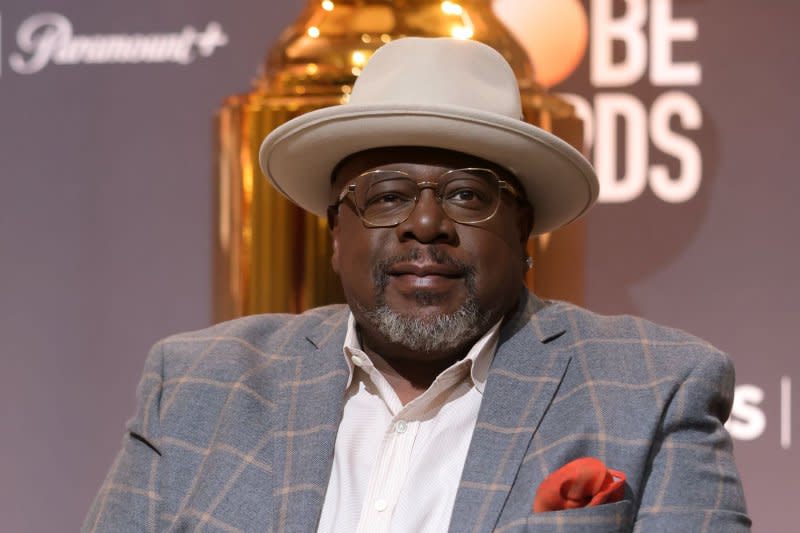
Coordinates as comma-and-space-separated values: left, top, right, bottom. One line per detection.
496, 0, 705, 205
0, 12, 228, 76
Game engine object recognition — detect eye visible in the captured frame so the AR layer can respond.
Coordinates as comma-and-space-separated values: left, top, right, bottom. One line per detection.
445, 186, 488, 208
362, 177, 416, 209
364, 190, 413, 208
449, 189, 477, 202
377, 192, 402, 203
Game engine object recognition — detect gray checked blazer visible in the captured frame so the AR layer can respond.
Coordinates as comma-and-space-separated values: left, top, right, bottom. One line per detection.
84, 292, 750, 532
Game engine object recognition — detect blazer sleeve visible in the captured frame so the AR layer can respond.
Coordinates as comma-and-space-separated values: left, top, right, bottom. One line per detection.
633, 350, 751, 532
82, 342, 164, 533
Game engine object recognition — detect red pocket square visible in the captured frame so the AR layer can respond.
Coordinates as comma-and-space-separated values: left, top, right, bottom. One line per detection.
533, 457, 626, 513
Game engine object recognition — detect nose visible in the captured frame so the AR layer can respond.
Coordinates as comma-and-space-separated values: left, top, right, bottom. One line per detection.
395, 188, 458, 244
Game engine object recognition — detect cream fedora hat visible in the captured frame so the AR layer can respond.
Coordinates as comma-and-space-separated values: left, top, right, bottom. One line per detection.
259, 37, 598, 235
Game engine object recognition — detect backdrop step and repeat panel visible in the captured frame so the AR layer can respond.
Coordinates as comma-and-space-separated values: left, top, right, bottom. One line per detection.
0, 1, 796, 531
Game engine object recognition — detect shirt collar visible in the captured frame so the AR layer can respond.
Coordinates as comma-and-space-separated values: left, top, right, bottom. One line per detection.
342, 312, 501, 394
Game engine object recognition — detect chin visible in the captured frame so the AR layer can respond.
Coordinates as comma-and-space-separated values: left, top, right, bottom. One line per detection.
360, 293, 492, 354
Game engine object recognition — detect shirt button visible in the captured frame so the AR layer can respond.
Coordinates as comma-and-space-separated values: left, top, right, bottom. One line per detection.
374, 499, 388, 512
351, 355, 364, 367
395, 420, 408, 434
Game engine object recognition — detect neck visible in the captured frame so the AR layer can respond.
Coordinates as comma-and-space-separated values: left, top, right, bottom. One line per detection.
359, 333, 470, 404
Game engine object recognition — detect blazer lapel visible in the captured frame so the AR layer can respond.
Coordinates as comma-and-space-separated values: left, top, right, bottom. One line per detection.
449, 293, 572, 533
272, 308, 350, 533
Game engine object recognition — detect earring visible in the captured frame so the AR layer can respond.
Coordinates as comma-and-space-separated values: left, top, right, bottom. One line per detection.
525, 256, 534, 270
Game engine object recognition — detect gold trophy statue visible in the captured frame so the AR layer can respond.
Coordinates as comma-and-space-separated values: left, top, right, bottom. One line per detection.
214, 0, 586, 321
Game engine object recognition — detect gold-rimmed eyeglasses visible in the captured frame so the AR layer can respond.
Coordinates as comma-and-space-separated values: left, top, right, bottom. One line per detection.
328, 168, 522, 228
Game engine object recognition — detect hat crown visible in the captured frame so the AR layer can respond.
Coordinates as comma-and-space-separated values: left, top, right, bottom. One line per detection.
350, 38, 523, 120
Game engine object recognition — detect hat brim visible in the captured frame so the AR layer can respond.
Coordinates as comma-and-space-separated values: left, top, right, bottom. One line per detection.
259, 103, 598, 235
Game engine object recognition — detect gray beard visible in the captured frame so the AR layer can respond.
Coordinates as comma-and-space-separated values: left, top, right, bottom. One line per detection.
361, 297, 488, 352
359, 248, 493, 353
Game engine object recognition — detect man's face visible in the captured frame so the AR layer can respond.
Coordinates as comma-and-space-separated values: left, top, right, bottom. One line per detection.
329, 147, 533, 359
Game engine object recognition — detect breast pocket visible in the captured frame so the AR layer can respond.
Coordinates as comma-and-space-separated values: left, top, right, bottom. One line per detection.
503, 500, 633, 533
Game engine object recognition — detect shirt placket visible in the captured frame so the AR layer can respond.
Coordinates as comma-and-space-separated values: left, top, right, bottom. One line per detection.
353, 356, 470, 533
356, 415, 417, 531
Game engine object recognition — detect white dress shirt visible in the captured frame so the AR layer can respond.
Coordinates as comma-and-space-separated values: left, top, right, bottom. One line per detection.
317, 314, 501, 533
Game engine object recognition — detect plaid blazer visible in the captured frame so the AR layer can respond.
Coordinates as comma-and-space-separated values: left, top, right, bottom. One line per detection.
84, 292, 750, 532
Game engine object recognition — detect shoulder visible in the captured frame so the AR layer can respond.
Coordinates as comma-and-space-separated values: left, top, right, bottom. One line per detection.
521, 298, 737, 427
147, 304, 350, 381
534, 298, 733, 382
159, 304, 349, 346
544, 299, 709, 343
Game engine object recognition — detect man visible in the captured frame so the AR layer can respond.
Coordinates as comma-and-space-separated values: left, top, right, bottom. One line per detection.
84, 38, 749, 532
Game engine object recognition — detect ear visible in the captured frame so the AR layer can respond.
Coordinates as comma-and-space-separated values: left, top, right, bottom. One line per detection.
327, 205, 339, 232
328, 206, 341, 274
516, 203, 534, 248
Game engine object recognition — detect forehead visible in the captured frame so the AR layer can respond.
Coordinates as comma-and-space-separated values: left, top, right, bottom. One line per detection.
331, 146, 516, 190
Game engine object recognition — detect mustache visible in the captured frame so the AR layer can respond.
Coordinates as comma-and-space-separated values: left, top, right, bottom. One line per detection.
372, 247, 475, 290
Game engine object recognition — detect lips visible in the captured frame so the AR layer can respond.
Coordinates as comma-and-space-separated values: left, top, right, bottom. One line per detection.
387, 262, 464, 278
386, 261, 465, 292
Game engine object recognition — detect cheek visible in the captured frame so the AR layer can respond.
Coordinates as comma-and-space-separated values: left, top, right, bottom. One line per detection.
468, 233, 526, 303
333, 216, 388, 305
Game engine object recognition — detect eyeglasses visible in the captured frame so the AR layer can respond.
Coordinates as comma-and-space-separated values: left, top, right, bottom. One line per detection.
328, 167, 522, 228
